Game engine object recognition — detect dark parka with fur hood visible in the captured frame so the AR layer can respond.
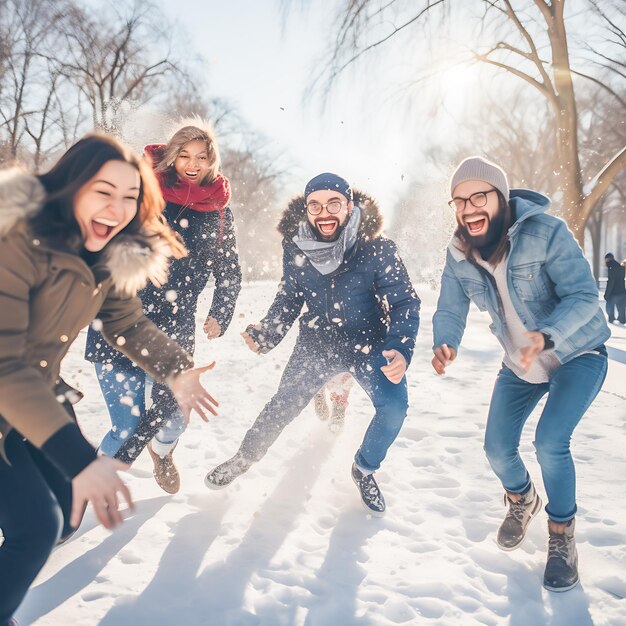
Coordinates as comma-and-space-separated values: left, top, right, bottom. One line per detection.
0, 168, 193, 476
246, 190, 420, 365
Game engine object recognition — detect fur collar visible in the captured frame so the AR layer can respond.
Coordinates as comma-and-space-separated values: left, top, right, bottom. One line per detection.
0, 167, 172, 296
278, 189, 383, 240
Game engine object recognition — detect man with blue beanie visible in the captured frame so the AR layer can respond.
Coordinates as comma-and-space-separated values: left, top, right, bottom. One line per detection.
205, 172, 420, 516
432, 156, 609, 591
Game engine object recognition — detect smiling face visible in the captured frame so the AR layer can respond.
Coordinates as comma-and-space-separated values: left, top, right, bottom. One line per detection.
305, 189, 353, 242
73, 160, 140, 252
174, 139, 211, 185
453, 179, 502, 248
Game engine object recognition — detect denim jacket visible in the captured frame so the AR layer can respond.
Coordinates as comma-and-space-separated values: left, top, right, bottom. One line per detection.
433, 189, 610, 365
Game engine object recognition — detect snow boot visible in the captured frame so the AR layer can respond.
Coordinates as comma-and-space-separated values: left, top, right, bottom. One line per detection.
496, 483, 542, 551
313, 389, 330, 421
205, 451, 253, 490
351, 463, 385, 517
543, 519, 579, 592
147, 440, 180, 494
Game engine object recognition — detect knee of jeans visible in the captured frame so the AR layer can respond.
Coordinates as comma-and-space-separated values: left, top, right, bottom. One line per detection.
378, 391, 408, 415
533, 434, 567, 465
483, 438, 514, 468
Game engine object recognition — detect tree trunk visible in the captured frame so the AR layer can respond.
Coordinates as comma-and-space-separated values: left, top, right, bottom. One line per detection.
545, 2, 586, 246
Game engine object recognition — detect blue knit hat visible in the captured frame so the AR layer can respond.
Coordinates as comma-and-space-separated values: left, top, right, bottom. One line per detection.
304, 172, 353, 201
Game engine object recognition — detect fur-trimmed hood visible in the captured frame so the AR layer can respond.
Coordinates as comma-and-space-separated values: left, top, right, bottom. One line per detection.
0, 166, 172, 296
278, 189, 383, 240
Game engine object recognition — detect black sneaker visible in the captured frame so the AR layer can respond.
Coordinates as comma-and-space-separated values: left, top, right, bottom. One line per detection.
496, 483, 542, 551
544, 519, 579, 592
351, 463, 385, 517
205, 452, 253, 490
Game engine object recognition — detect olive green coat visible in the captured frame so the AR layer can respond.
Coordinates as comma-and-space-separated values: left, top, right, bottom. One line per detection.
0, 167, 193, 460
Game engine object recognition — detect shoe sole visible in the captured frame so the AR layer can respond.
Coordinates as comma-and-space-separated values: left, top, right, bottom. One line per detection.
543, 578, 580, 593
497, 495, 543, 552
204, 474, 234, 490
351, 473, 386, 517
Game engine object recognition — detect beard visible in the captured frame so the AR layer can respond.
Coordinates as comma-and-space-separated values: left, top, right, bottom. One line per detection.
312, 216, 344, 242
457, 206, 506, 250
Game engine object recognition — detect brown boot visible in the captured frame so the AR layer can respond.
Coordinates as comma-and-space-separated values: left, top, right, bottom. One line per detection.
147, 441, 180, 494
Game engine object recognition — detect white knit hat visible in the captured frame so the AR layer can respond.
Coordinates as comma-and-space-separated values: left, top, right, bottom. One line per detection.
450, 156, 509, 199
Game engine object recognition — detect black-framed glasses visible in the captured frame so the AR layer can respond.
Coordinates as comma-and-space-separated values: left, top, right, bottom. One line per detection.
448, 189, 498, 212
306, 199, 347, 215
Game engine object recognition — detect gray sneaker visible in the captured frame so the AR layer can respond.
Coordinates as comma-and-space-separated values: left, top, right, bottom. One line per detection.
544, 519, 579, 592
496, 483, 542, 551
205, 451, 253, 490
351, 463, 385, 517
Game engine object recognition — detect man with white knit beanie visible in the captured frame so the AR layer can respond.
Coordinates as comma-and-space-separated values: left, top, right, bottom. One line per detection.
432, 156, 610, 592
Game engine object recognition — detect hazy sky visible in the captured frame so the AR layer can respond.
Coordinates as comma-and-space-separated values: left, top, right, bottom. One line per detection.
157, 1, 428, 212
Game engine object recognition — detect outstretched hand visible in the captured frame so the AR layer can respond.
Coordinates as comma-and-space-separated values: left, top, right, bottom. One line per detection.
169, 363, 219, 422
71, 456, 134, 530
381, 349, 407, 384
431, 344, 457, 375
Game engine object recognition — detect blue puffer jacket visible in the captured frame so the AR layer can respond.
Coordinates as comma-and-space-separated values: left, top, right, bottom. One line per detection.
247, 191, 421, 365
85, 200, 242, 364
433, 189, 610, 364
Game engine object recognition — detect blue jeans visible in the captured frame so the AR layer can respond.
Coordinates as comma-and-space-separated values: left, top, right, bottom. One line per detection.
483, 349, 607, 523
239, 332, 409, 472
95, 363, 187, 457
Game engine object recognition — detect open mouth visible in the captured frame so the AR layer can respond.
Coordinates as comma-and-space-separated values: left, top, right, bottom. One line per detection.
91, 218, 119, 239
184, 171, 199, 181
315, 218, 339, 237
465, 216, 488, 235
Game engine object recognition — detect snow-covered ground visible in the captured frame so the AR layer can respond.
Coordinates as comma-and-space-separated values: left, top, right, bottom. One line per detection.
16, 283, 626, 626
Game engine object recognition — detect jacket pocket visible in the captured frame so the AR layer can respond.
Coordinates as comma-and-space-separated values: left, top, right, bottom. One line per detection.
459, 277, 488, 311
509, 261, 550, 301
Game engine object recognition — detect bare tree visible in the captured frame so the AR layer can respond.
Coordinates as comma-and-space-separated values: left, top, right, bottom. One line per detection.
55, 0, 184, 133
294, 0, 626, 246
0, 0, 69, 161
222, 134, 291, 280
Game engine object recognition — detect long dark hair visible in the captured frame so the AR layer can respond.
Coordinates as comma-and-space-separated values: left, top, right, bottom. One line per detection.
30, 133, 186, 257
456, 190, 513, 266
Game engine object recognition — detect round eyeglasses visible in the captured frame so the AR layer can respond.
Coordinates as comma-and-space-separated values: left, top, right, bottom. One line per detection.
448, 189, 498, 212
306, 199, 347, 216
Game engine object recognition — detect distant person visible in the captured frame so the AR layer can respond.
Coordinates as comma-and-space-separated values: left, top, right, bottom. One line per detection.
604, 252, 626, 324
431, 157, 609, 592
85, 120, 241, 493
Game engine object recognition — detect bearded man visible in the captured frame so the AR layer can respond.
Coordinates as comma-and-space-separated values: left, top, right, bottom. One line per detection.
205, 172, 420, 516
432, 157, 609, 592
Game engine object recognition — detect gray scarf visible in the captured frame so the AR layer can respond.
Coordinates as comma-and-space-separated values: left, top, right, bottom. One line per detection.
292, 206, 362, 275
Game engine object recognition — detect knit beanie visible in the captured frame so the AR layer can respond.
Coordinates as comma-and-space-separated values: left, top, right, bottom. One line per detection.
305, 172, 353, 201
450, 156, 509, 199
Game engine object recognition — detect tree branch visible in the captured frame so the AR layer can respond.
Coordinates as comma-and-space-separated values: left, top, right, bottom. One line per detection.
326, 0, 444, 84
582, 145, 626, 222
